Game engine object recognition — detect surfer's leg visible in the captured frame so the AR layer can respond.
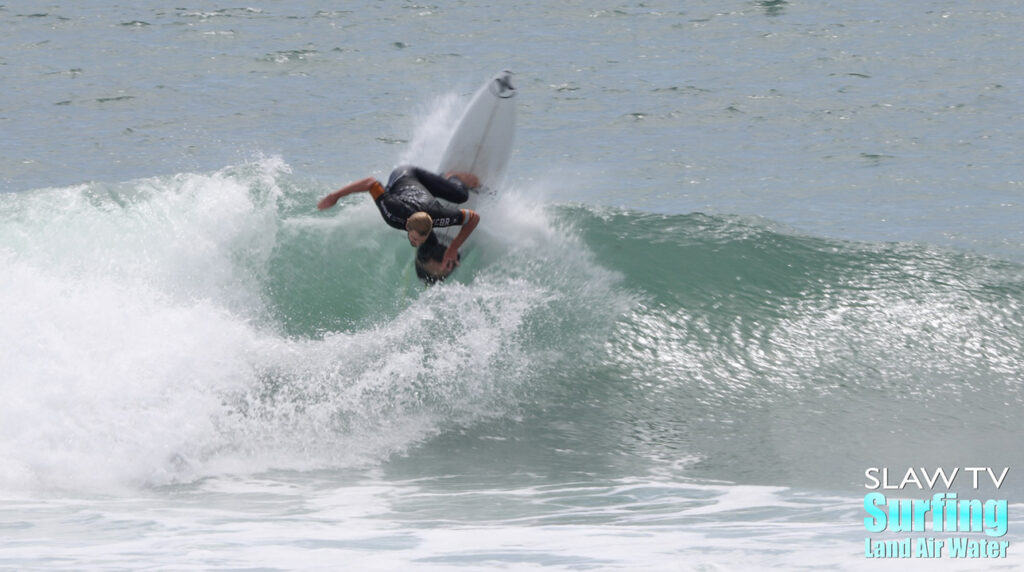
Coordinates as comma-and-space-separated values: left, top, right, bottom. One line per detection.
413, 168, 471, 204
387, 165, 417, 187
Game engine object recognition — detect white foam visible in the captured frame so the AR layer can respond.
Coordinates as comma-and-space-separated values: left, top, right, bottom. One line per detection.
0, 131, 635, 493
0, 255, 268, 491
0, 159, 290, 490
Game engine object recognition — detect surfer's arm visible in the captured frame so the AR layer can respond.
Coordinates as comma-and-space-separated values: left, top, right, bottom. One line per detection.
317, 177, 384, 210
442, 209, 480, 272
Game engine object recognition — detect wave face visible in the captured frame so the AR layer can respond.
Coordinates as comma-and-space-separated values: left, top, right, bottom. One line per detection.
1, 159, 1022, 493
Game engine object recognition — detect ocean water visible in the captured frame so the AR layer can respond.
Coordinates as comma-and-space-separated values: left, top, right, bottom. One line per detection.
1, 1, 1023, 570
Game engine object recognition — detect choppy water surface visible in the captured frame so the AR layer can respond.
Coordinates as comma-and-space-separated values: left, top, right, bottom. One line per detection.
2, 2, 1023, 570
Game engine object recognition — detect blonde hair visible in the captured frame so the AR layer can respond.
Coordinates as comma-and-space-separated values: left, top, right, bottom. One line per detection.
406, 211, 433, 234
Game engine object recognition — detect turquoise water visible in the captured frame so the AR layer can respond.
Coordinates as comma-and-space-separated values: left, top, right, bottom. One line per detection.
2, 2, 1023, 570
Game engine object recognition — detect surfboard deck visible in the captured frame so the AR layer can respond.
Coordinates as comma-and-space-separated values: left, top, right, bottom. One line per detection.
434, 70, 516, 245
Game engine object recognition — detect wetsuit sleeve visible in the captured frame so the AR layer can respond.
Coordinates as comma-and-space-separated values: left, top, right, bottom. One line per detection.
410, 167, 470, 204
429, 207, 466, 228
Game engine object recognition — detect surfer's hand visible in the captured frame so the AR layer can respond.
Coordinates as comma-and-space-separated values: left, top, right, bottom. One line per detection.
442, 249, 460, 273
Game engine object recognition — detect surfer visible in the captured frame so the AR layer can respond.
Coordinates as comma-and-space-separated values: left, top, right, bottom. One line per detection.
317, 165, 481, 281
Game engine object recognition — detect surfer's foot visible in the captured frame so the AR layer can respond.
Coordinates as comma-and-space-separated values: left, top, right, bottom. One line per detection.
445, 171, 480, 189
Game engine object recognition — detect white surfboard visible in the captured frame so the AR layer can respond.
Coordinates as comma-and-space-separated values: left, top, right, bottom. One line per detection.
434, 70, 516, 245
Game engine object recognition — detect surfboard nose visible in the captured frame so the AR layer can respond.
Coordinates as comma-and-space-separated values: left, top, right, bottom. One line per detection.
491, 71, 516, 99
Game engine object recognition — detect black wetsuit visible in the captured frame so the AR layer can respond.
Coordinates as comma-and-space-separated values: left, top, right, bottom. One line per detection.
374, 165, 469, 230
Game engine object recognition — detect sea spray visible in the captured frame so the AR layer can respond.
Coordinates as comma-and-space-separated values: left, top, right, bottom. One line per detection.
0, 160, 290, 490
224, 184, 639, 475
0, 157, 642, 490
